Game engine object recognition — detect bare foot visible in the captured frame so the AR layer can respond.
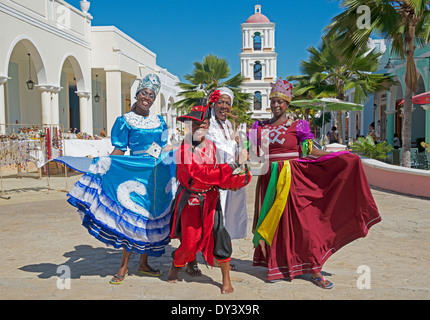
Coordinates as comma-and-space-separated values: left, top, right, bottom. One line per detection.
167, 263, 181, 283
219, 261, 234, 294
221, 282, 235, 295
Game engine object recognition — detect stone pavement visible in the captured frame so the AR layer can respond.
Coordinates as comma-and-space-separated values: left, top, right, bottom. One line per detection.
0, 169, 429, 300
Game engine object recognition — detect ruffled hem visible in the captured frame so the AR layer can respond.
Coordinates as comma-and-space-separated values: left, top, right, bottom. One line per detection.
67, 172, 172, 255
81, 210, 170, 256
253, 214, 381, 281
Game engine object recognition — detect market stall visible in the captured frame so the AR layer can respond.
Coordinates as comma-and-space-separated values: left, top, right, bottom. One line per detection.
0, 124, 110, 199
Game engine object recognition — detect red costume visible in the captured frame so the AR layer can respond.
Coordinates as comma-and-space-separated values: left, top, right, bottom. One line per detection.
170, 100, 251, 267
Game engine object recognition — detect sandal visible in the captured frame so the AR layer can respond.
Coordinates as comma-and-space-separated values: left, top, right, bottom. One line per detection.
109, 272, 128, 285
186, 263, 202, 277
137, 267, 162, 277
311, 276, 334, 289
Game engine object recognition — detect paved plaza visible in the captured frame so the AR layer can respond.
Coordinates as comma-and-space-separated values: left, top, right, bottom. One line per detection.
0, 168, 429, 300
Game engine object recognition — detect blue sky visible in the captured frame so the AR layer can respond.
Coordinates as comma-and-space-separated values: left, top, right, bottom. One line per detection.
68, 0, 343, 82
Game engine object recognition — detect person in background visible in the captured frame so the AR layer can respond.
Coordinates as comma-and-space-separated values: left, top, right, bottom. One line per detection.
367, 122, 379, 143
327, 125, 339, 144
393, 133, 401, 149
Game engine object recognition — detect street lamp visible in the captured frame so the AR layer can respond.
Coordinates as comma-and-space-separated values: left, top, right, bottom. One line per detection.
26, 53, 34, 90
384, 59, 394, 70
94, 74, 100, 103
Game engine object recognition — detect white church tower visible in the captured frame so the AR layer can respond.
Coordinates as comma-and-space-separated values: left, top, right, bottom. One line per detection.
240, 5, 277, 120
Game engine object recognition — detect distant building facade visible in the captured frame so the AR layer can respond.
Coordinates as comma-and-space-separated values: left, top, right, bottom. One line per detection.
240, 5, 277, 120
0, 0, 180, 136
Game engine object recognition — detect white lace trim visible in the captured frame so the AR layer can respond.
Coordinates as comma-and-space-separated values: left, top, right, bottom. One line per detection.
123, 112, 161, 129
88, 156, 111, 175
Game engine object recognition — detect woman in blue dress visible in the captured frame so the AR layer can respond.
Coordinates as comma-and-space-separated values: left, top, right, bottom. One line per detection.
67, 74, 176, 284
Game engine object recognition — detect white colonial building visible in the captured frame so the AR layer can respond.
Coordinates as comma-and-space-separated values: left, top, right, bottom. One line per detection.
0, 0, 180, 137
240, 5, 277, 120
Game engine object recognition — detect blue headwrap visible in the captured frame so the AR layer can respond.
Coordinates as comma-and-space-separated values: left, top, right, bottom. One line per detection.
136, 74, 161, 97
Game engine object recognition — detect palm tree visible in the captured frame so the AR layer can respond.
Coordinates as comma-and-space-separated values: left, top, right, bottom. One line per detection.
175, 54, 252, 126
325, 0, 430, 167
288, 34, 396, 143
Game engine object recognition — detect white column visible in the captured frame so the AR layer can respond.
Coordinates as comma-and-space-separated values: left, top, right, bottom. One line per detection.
50, 86, 62, 126
0, 76, 10, 135
105, 69, 122, 136
271, 29, 275, 49
273, 59, 277, 79
130, 77, 140, 106
263, 60, 268, 79
76, 91, 92, 135
263, 29, 268, 48
37, 85, 53, 125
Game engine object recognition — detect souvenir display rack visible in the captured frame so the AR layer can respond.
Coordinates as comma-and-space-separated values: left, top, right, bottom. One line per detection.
0, 124, 64, 170
0, 123, 108, 199
0, 124, 64, 199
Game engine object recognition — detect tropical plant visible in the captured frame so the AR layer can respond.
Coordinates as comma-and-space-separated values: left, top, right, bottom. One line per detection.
288, 33, 396, 144
351, 135, 393, 160
325, 0, 430, 167
174, 54, 253, 126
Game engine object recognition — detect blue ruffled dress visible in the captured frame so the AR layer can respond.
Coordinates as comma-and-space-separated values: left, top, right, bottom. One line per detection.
67, 112, 176, 256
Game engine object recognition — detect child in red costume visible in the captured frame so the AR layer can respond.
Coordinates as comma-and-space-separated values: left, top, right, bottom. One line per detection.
168, 99, 251, 294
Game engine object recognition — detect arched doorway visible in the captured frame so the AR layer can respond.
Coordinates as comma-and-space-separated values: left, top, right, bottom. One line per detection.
58, 55, 86, 133
6, 39, 47, 128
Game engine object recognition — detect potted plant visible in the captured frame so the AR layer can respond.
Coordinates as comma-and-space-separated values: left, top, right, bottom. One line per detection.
351, 136, 393, 160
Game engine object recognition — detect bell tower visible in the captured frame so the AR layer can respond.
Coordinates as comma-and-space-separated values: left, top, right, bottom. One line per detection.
240, 4, 277, 120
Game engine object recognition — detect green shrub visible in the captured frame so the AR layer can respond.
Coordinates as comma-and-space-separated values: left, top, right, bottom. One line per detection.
351, 136, 393, 160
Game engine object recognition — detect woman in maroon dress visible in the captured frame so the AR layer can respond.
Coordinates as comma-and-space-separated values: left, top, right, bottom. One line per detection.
251, 78, 381, 289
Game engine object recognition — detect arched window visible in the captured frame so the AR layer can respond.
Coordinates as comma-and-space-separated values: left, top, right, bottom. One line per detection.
254, 61, 262, 80
254, 91, 262, 110
253, 32, 262, 51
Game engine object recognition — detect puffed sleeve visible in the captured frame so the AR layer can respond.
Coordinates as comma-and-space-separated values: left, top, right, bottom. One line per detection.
110, 116, 130, 152
296, 120, 315, 157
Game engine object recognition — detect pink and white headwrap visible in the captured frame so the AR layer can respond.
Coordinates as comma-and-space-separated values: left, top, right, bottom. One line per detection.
270, 78, 293, 103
